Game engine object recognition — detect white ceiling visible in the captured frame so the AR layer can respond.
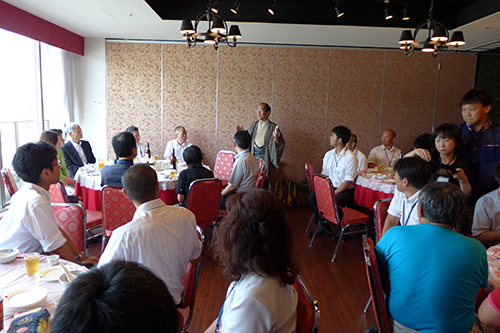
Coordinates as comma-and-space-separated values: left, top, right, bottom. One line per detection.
4, 0, 500, 52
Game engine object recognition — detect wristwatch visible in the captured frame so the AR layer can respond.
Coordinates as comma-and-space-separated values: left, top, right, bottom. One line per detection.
75, 251, 85, 265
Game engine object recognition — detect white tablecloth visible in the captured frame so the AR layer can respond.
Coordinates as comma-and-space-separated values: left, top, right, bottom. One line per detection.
355, 172, 397, 195
486, 244, 500, 291
75, 167, 179, 191
0, 255, 84, 329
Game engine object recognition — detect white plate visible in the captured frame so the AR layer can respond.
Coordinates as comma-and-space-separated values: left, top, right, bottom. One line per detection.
4, 286, 47, 313
0, 248, 19, 264
40, 266, 64, 281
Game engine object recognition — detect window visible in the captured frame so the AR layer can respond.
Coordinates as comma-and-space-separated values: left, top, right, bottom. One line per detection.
0, 28, 71, 209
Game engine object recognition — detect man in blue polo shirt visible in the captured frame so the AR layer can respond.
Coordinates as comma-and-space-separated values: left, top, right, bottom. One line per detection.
458, 89, 500, 204
101, 131, 137, 187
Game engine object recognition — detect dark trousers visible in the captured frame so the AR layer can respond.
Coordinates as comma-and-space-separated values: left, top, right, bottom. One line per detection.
309, 188, 354, 225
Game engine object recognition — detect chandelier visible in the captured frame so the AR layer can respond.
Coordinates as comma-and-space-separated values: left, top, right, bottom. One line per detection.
180, 1, 242, 50
398, 0, 465, 58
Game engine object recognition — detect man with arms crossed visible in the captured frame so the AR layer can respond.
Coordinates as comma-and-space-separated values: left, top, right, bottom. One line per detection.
61, 122, 96, 178
376, 182, 488, 333
237, 103, 284, 192
308, 126, 358, 237
0, 142, 97, 265
220, 130, 260, 210
164, 126, 192, 165
382, 157, 431, 236
367, 129, 401, 169
98, 164, 202, 306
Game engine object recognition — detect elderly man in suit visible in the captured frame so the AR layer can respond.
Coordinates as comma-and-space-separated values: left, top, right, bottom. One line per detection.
61, 122, 96, 178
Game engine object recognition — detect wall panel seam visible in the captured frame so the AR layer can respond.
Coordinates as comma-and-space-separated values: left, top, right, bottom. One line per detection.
215, 48, 220, 155
161, 43, 164, 151
379, 51, 387, 142
271, 47, 276, 120
433, 55, 442, 131
325, 49, 332, 153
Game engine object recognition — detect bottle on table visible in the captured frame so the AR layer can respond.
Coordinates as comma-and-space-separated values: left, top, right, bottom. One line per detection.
146, 143, 151, 159
171, 148, 177, 170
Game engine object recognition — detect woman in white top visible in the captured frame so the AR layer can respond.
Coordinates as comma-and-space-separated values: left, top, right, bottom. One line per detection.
205, 189, 298, 333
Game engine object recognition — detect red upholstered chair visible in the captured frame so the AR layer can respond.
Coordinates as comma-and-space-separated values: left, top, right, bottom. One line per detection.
254, 169, 267, 189
373, 198, 392, 243
259, 159, 265, 172
178, 227, 204, 333
363, 235, 392, 333
51, 203, 87, 255
101, 185, 136, 253
304, 162, 315, 233
312, 174, 369, 262
293, 275, 320, 333
1, 168, 18, 196
186, 178, 222, 228
49, 182, 102, 235
213, 150, 236, 187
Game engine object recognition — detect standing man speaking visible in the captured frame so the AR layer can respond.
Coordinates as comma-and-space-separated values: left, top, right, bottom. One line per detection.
237, 103, 285, 192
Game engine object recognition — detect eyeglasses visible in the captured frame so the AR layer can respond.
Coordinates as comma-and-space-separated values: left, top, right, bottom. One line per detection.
51, 160, 61, 167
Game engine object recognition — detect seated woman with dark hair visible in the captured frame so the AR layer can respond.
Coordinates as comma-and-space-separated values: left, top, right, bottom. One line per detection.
405, 123, 473, 197
205, 189, 298, 333
40, 130, 75, 187
175, 145, 214, 206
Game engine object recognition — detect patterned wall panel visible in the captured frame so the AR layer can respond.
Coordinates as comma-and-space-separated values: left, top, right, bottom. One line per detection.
435, 53, 476, 127
381, 51, 440, 153
218, 46, 274, 153
273, 47, 330, 183
327, 49, 385, 157
162, 44, 217, 168
106, 42, 162, 159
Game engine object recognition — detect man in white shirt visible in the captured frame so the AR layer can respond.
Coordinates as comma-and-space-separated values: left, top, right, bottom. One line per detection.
381, 156, 432, 237
126, 125, 147, 159
367, 129, 402, 169
346, 134, 367, 172
220, 130, 260, 210
0, 142, 97, 265
472, 162, 500, 246
163, 126, 192, 165
61, 122, 96, 178
98, 164, 202, 306
308, 126, 358, 237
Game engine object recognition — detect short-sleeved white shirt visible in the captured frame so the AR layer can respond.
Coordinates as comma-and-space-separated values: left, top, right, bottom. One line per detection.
367, 144, 402, 168
220, 274, 298, 333
354, 149, 367, 172
98, 199, 202, 304
0, 182, 66, 253
321, 147, 358, 188
163, 139, 192, 164
472, 189, 500, 237
387, 189, 420, 226
228, 150, 260, 192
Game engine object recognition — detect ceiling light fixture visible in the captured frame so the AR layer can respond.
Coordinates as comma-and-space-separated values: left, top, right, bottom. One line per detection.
211, 0, 220, 13
398, 0, 465, 57
268, 0, 277, 15
384, 1, 393, 20
335, 0, 344, 18
231, 0, 240, 14
402, 3, 410, 21
180, 1, 242, 51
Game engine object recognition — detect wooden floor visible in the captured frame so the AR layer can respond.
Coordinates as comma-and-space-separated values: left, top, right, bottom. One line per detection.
88, 206, 377, 332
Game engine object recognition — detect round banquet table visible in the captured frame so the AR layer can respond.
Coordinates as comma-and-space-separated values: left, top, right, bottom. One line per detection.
74, 167, 179, 211
486, 244, 500, 292
0, 255, 84, 329
354, 170, 396, 210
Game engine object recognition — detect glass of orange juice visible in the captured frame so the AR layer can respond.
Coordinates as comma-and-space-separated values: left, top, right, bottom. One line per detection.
170, 170, 176, 178
377, 165, 385, 173
24, 252, 40, 276
98, 159, 105, 169
154, 155, 159, 161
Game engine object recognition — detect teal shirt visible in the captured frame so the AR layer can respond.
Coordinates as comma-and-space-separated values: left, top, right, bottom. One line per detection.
376, 224, 488, 333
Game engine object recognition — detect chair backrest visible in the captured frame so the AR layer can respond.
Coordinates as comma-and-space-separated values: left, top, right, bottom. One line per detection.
49, 182, 69, 204
373, 198, 392, 243
1, 168, 18, 196
179, 227, 204, 332
213, 150, 236, 182
305, 162, 315, 192
313, 174, 340, 225
52, 203, 87, 255
101, 185, 136, 237
259, 159, 265, 172
363, 235, 391, 333
293, 275, 320, 333
254, 169, 267, 189
186, 178, 222, 228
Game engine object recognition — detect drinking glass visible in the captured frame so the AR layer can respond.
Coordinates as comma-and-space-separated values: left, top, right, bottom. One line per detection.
170, 170, 176, 178
154, 155, 159, 161
377, 165, 385, 173
98, 159, 105, 169
24, 252, 40, 276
